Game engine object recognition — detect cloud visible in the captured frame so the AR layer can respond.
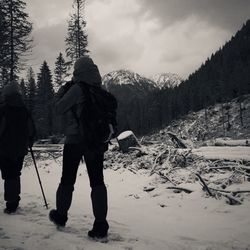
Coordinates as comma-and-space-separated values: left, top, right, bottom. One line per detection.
22, 0, 249, 80
139, 0, 250, 32
29, 23, 67, 71
86, 0, 145, 74
86, 0, 235, 78
26, 0, 71, 27
157, 16, 231, 77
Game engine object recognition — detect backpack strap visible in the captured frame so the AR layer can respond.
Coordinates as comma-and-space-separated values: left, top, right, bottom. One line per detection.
70, 83, 89, 131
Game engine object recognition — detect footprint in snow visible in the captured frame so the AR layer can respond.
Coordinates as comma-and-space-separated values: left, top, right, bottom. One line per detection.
122, 247, 133, 250
178, 236, 198, 242
0, 229, 10, 239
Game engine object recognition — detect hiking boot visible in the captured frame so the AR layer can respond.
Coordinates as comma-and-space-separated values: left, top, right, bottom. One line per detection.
4, 200, 19, 214
49, 209, 67, 227
4, 207, 18, 214
88, 220, 109, 238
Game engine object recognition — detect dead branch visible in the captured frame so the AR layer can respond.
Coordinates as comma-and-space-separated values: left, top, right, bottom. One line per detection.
218, 192, 242, 205
150, 148, 169, 176
167, 132, 187, 148
166, 186, 193, 194
234, 169, 250, 177
201, 186, 243, 205
143, 187, 155, 192
158, 171, 177, 186
128, 147, 148, 156
141, 139, 160, 145
209, 187, 250, 195
196, 173, 214, 197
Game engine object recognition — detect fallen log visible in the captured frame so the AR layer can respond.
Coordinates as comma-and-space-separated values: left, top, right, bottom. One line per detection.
209, 165, 250, 172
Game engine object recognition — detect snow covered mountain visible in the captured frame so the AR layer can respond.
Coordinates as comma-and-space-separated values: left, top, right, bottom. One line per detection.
103, 69, 156, 92
103, 70, 183, 91
151, 73, 183, 89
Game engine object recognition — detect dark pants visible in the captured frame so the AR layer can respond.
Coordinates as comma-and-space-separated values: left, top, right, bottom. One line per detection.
60, 143, 105, 188
56, 143, 108, 223
0, 156, 24, 207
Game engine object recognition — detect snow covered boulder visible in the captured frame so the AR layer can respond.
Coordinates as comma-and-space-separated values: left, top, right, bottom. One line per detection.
117, 130, 141, 153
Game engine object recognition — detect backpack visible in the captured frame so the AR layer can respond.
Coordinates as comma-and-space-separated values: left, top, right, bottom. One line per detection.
75, 83, 118, 149
0, 104, 35, 157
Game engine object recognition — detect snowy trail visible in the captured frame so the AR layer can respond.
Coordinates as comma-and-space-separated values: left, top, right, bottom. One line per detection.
1, 157, 250, 250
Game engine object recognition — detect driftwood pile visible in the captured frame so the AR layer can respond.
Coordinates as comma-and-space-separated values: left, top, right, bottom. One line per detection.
25, 132, 250, 205
105, 132, 250, 205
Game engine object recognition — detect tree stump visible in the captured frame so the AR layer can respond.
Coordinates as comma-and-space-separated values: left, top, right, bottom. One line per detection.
117, 130, 141, 153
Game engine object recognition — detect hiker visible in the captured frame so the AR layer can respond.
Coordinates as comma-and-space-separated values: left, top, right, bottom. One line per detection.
49, 56, 112, 239
0, 82, 36, 214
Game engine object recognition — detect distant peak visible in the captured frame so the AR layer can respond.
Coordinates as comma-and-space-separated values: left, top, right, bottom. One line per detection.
102, 70, 182, 90
151, 73, 183, 89
102, 69, 154, 88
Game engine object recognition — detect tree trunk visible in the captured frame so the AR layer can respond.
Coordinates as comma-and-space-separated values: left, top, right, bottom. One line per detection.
239, 102, 243, 126
204, 107, 208, 129
10, 0, 14, 82
221, 103, 225, 137
77, 0, 81, 58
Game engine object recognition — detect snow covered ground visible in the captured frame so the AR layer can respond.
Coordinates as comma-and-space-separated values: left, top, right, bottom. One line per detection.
1, 147, 250, 250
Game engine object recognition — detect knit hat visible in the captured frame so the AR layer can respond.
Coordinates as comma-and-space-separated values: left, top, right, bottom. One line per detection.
2, 82, 24, 107
72, 56, 102, 86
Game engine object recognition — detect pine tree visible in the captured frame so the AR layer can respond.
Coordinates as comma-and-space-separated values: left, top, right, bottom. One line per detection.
65, 0, 88, 65
0, 2, 9, 86
35, 61, 54, 138
54, 52, 68, 90
26, 67, 36, 114
0, 0, 33, 83
19, 78, 27, 101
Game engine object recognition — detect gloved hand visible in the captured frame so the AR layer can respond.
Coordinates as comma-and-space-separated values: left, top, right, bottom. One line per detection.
28, 137, 35, 148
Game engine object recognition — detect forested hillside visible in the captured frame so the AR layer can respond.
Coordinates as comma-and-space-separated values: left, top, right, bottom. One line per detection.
122, 19, 250, 136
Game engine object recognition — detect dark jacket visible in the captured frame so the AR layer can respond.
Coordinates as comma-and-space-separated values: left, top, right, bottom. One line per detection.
0, 93, 36, 158
55, 56, 102, 144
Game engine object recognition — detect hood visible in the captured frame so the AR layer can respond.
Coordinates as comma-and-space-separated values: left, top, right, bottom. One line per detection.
72, 56, 102, 87
2, 83, 25, 107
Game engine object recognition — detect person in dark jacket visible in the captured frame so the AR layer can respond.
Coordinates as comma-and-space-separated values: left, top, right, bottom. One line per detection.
0, 82, 36, 214
49, 56, 109, 239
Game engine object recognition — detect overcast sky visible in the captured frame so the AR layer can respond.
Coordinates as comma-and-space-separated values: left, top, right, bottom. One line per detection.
25, 0, 250, 79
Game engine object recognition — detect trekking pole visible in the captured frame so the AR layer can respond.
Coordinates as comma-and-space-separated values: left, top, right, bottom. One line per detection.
29, 147, 49, 209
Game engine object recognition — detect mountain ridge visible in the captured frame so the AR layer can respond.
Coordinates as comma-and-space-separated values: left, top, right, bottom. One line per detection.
102, 69, 182, 90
